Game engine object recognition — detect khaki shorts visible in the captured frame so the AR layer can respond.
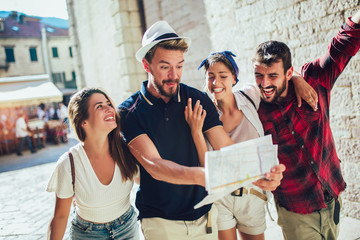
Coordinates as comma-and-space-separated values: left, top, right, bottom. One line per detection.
276, 196, 342, 240
141, 204, 218, 240
214, 186, 267, 235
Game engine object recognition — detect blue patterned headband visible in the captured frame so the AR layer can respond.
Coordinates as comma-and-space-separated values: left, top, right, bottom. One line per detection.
198, 51, 239, 85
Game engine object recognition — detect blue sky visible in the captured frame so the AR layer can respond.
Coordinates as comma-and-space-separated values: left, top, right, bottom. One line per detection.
1, 0, 68, 19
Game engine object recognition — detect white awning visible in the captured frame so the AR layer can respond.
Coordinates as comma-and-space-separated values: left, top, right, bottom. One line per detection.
0, 76, 63, 108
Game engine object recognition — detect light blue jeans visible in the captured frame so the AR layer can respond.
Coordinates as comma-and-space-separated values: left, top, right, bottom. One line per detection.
70, 206, 139, 239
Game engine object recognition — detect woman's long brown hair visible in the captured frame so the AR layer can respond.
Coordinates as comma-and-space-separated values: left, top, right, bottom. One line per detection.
68, 88, 138, 181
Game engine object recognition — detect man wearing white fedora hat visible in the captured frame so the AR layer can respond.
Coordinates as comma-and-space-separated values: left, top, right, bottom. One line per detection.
119, 20, 286, 239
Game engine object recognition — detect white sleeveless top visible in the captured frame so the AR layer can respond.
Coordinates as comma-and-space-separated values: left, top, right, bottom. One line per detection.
230, 84, 264, 140
228, 115, 259, 142
46, 143, 134, 223
217, 84, 264, 141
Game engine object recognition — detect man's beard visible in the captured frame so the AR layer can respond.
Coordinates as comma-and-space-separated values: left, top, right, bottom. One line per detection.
259, 78, 287, 103
154, 79, 179, 98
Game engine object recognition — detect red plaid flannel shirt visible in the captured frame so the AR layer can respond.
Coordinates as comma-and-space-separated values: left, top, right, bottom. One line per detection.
258, 17, 360, 214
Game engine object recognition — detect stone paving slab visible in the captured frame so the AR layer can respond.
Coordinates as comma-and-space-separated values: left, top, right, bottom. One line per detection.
1, 151, 360, 239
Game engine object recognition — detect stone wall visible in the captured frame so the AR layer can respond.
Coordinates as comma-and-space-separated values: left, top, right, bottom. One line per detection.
67, 0, 144, 105
110, 0, 145, 102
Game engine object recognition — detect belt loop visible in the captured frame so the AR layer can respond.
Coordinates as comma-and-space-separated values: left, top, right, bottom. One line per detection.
231, 187, 244, 196
206, 211, 212, 234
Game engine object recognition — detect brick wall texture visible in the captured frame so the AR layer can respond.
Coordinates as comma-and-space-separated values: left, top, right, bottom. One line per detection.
68, 0, 360, 218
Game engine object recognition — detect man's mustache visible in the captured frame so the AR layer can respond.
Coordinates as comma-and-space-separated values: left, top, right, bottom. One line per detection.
163, 79, 179, 84
259, 85, 276, 90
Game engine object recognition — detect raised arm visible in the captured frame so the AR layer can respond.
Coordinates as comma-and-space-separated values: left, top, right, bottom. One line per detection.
184, 98, 207, 167
47, 196, 73, 240
301, 9, 360, 89
128, 134, 206, 186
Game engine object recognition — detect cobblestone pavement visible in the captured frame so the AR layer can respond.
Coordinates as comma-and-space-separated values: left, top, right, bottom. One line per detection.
1, 140, 360, 239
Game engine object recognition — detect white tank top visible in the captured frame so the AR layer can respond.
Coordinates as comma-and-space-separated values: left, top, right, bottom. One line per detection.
228, 116, 259, 143
46, 143, 134, 223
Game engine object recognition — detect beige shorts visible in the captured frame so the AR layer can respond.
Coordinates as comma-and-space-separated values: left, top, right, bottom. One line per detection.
214, 186, 267, 235
141, 204, 218, 240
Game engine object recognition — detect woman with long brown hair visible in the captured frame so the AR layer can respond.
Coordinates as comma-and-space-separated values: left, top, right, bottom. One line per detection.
46, 88, 139, 239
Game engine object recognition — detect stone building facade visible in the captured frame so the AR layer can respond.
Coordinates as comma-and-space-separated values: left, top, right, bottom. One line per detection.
0, 37, 45, 77
66, 0, 145, 103
0, 12, 76, 89
67, 0, 360, 219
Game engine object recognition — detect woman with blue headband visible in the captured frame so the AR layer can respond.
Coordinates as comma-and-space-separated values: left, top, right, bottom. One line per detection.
185, 51, 317, 240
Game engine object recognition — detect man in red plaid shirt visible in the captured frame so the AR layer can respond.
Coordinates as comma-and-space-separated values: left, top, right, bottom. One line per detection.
254, 9, 360, 240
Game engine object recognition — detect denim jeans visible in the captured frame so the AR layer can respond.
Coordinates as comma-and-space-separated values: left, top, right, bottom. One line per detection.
70, 206, 139, 240
17, 136, 35, 154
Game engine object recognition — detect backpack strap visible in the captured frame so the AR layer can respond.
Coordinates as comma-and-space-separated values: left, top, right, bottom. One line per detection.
68, 151, 75, 195
239, 90, 256, 110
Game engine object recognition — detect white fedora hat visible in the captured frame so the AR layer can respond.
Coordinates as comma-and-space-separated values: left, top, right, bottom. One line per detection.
135, 20, 191, 62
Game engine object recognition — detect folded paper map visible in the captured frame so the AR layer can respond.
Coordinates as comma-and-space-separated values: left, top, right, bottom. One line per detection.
194, 135, 278, 209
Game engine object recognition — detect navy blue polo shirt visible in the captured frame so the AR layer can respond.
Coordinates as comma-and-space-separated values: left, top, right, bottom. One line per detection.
119, 80, 222, 221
